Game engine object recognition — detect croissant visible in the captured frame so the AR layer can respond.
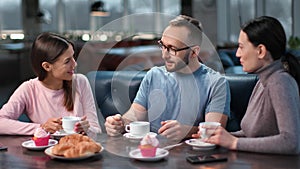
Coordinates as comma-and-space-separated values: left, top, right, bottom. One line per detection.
77, 141, 101, 155
51, 142, 74, 156
63, 147, 81, 158
51, 134, 102, 158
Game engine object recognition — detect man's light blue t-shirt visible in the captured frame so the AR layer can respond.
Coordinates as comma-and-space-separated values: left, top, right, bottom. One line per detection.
134, 65, 231, 133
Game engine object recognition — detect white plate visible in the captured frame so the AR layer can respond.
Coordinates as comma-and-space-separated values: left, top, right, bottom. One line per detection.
123, 132, 157, 140
44, 145, 104, 161
185, 139, 216, 150
129, 148, 169, 162
22, 139, 58, 150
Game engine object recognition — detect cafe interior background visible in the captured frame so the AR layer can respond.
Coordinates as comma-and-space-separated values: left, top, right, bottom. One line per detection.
0, 0, 299, 108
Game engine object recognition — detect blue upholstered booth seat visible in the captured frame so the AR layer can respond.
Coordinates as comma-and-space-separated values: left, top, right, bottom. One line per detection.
86, 71, 258, 132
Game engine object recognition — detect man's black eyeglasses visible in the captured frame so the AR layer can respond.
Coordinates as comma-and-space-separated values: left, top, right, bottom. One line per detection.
158, 40, 195, 56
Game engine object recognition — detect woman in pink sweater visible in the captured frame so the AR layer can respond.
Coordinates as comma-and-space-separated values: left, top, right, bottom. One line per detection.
0, 32, 101, 136
195, 16, 300, 154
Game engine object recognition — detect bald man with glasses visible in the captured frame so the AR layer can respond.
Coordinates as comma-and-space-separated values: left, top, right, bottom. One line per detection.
105, 15, 230, 142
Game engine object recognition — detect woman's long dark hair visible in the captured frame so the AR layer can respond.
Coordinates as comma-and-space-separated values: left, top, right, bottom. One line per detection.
242, 16, 300, 93
31, 32, 74, 111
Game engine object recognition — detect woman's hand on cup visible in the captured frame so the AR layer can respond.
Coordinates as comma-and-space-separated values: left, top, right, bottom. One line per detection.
74, 115, 90, 134
40, 117, 62, 133
192, 122, 221, 139
105, 114, 125, 136
203, 126, 238, 150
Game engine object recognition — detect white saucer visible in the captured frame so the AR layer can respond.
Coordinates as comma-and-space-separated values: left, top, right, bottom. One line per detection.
185, 139, 216, 150
51, 130, 77, 139
129, 148, 169, 162
22, 139, 58, 150
123, 132, 157, 140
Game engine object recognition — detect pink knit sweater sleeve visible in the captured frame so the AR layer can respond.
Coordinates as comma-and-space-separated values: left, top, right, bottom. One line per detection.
0, 81, 40, 135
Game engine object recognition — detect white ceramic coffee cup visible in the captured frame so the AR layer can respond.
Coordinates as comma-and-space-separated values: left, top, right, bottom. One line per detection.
125, 121, 150, 137
199, 122, 221, 139
62, 116, 80, 134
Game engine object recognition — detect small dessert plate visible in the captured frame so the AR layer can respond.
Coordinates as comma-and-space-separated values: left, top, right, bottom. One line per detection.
22, 139, 58, 150
123, 132, 157, 140
185, 139, 216, 151
129, 148, 169, 162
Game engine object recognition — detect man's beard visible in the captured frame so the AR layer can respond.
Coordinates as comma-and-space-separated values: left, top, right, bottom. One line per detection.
165, 51, 190, 72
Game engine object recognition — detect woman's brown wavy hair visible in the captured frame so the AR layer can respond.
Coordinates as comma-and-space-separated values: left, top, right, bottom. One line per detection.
30, 32, 75, 111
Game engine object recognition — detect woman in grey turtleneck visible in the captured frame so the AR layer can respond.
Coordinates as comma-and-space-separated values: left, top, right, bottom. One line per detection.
198, 16, 300, 155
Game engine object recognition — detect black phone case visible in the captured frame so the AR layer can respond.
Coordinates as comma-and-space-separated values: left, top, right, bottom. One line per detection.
0, 146, 8, 151
186, 155, 227, 164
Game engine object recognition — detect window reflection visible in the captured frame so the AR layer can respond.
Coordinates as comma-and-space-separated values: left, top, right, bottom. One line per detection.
0, 0, 21, 30
265, 0, 292, 38
39, 0, 57, 31
229, 0, 255, 43
0, 0, 293, 45
218, 0, 292, 46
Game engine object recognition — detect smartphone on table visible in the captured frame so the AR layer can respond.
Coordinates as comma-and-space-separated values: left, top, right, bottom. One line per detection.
186, 154, 227, 164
